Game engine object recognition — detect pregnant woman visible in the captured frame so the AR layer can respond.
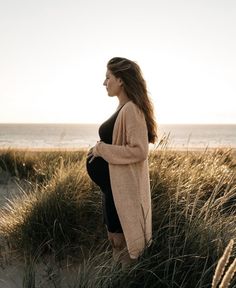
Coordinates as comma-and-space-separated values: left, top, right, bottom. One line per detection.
86, 57, 157, 268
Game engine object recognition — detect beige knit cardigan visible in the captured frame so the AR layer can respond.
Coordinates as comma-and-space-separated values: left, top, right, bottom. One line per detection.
94, 101, 152, 259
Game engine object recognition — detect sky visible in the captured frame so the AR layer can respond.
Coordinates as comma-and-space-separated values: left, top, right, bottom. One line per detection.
0, 0, 235, 124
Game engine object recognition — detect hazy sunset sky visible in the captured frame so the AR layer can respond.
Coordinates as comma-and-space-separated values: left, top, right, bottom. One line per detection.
0, 0, 235, 124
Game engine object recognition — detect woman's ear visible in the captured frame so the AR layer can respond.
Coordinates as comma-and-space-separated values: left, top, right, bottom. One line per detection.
118, 78, 123, 86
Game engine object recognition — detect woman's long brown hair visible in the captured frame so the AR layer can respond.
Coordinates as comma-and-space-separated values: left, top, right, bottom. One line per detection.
107, 57, 157, 144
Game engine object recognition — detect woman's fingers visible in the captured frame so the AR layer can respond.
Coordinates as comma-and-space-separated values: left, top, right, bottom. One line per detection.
87, 147, 96, 163
88, 155, 95, 163
87, 147, 93, 158
87, 151, 93, 158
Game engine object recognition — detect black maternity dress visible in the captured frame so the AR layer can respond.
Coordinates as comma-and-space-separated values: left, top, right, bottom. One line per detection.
86, 106, 123, 233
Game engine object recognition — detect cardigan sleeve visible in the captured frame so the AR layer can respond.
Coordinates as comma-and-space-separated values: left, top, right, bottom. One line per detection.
93, 103, 149, 165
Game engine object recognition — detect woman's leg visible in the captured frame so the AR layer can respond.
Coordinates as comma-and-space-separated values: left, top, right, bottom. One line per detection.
107, 231, 137, 269
101, 184, 136, 268
101, 186, 122, 233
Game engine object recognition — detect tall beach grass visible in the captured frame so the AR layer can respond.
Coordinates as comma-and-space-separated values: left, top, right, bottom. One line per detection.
0, 146, 235, 287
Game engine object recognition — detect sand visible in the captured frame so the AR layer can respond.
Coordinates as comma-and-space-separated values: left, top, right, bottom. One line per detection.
0, 176, 82, 287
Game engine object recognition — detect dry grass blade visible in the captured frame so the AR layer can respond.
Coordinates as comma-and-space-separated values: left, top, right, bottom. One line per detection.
219, 257, 236, 288
211, 239, 234, 288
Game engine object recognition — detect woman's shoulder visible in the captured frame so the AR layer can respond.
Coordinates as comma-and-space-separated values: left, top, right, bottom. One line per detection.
120, 101, 145, 121
122, 100, 142, 114
122, 101, 140, 113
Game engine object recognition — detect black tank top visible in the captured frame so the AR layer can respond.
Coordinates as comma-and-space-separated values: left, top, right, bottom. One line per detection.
86, 106, 123, 189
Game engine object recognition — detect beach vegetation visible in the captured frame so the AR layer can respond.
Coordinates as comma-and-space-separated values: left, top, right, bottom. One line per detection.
0, 146, 235, 287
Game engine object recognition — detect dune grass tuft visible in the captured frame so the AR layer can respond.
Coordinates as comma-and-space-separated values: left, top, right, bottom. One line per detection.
0, 147, 235, 287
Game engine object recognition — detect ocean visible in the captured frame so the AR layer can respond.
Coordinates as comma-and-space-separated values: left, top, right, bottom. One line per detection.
0, 124, 235, 149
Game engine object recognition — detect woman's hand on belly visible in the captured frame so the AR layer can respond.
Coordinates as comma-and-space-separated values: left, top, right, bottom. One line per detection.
87, 142, 101, 163
87, 147, 96, 163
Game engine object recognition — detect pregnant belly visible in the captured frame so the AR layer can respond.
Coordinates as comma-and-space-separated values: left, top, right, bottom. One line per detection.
86, 156, 110, 188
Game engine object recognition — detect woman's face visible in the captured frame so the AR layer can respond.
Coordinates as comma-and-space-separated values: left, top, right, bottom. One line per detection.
103, 69, 123, 97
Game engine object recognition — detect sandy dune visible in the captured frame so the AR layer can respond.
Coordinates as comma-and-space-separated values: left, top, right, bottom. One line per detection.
0, 177, 80, 287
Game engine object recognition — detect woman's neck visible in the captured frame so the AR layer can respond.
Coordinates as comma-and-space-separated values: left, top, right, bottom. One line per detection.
117, 91, 130, 109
